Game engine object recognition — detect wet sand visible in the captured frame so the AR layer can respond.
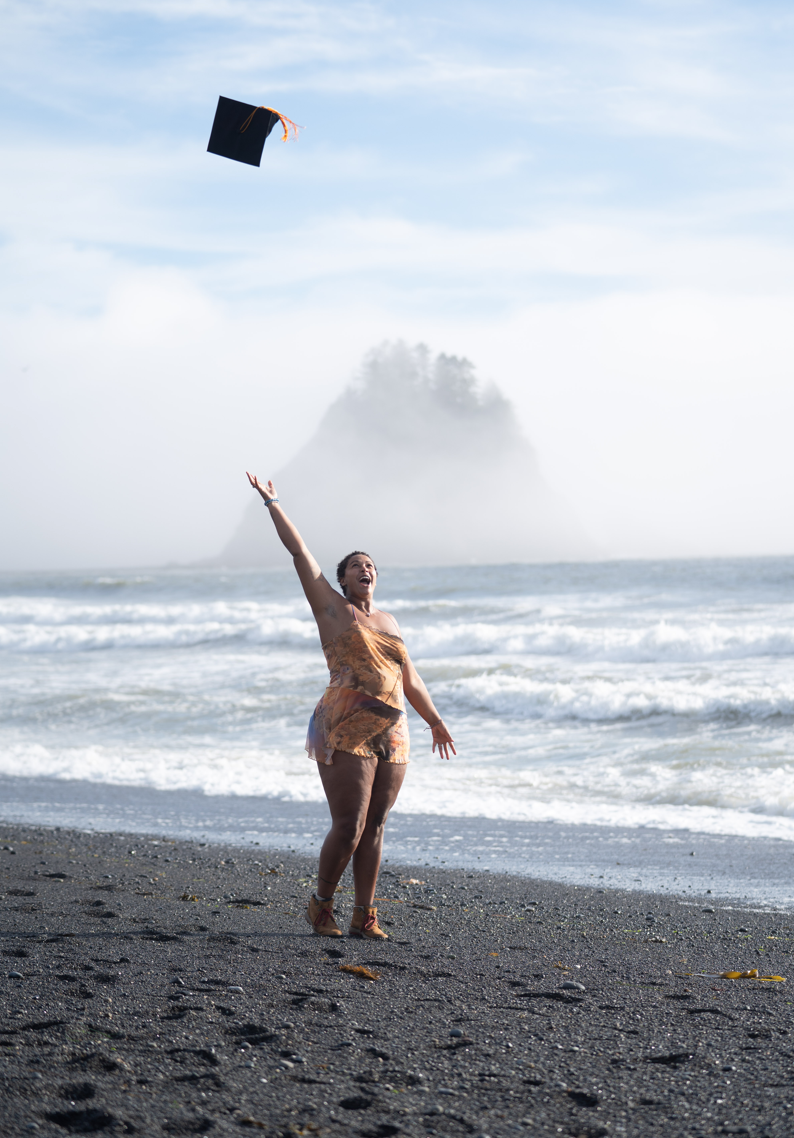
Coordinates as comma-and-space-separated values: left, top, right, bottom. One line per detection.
3, 776, 794, 906
1, 822, 792, 1138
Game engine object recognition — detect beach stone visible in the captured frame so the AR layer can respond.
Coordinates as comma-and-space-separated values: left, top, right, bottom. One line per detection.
449, 1028, 464, 1038
227, 985, 244, 993
8, 970, 23, 979
560, 981, 585, 991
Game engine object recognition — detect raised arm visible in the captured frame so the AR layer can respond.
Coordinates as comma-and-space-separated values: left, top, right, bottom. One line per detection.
246, 473, 342, 627
402, 655, 457, 760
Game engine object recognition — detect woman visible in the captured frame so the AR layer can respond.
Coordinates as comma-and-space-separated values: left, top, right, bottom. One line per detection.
247, 473, 456, 940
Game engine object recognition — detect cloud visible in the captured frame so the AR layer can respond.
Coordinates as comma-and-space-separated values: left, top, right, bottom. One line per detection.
4, 0, 794, 566
4, 0, 791, 144
5, 172, 794, 318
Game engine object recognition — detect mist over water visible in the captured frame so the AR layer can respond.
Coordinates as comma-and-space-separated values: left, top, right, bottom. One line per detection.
2, 557, 794, 844
222, 342, 592, 567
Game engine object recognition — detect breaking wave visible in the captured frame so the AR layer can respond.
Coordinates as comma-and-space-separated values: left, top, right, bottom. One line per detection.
2, 558, 794, 838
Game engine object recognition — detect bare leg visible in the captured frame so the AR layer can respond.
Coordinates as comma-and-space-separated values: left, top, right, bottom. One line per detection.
315, 752, 406, 905
315, 752, 377, 897
351, 761, 406, 906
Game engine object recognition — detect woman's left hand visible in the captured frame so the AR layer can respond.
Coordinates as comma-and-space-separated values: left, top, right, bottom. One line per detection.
430, 721, 456, 761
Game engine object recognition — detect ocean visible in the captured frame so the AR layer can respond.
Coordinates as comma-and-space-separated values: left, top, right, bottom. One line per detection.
2, 558, 794, 900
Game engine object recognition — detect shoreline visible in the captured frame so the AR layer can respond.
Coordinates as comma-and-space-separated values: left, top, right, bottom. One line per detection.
1, 821, 792, 1138
1, 775, 794, 909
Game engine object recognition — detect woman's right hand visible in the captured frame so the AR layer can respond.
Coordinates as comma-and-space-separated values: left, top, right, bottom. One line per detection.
246, 472, 277, 502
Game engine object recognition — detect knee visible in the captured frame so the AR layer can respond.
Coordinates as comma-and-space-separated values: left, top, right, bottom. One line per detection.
332, 816, 365, 848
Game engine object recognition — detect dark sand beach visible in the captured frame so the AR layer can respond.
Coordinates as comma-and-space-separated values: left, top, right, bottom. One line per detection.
1, 822, 792, 1138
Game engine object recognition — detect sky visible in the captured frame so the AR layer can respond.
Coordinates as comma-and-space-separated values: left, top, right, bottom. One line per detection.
3, 0, 794, 568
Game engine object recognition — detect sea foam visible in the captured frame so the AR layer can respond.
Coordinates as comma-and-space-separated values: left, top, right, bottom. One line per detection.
2, 559, 794, 841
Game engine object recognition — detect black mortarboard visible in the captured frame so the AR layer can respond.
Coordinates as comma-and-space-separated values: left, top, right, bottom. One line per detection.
207, 96, 300, 167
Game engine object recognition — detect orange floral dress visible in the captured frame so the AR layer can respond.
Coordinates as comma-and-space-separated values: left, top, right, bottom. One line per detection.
306, 621, 410, 765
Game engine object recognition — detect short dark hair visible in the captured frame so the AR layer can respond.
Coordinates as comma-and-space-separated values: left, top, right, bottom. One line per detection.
336, 551, 377, 596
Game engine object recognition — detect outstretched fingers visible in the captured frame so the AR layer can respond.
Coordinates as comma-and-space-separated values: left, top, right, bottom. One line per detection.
246, 472, 276, 500
431, 723, 456, 761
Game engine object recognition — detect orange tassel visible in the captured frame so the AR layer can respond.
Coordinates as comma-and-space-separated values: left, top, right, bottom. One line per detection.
239, 106, 302, 141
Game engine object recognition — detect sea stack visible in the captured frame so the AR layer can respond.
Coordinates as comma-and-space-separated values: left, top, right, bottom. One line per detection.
220, 342, 591, 566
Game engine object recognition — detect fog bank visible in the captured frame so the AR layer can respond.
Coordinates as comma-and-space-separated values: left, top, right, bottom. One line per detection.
220, 343, 592, 568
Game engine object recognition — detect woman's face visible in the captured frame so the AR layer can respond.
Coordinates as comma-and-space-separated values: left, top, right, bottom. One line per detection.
343, 554, 377, 602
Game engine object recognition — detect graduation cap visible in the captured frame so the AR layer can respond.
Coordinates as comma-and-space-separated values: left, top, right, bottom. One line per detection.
207, 96, 301, 167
